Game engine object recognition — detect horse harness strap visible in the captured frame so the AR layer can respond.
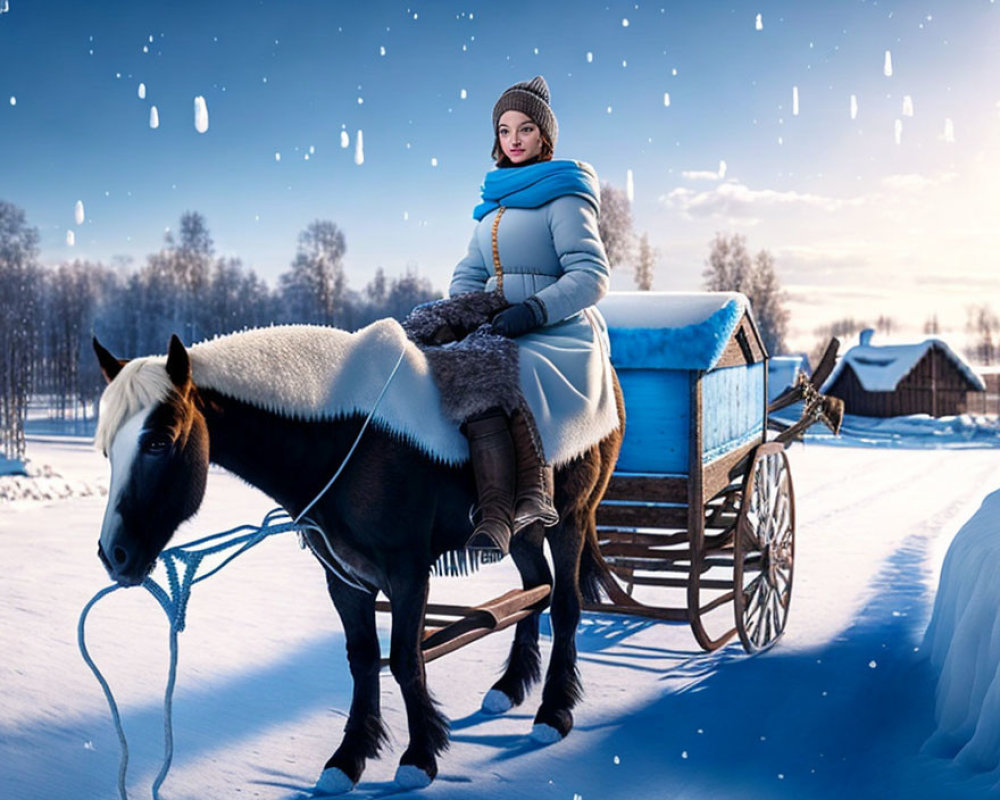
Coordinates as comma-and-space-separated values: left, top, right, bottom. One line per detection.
491, 205, 506, 294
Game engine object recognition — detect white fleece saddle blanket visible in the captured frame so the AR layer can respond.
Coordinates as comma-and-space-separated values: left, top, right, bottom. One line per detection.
180, 319, 612, 467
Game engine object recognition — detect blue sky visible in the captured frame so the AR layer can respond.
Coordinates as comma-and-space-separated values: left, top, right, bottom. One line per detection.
1, 0, 998, 350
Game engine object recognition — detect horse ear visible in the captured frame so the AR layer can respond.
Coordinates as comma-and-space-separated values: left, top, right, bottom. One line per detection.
165, 334, 191, 388
93, 337, 127, 383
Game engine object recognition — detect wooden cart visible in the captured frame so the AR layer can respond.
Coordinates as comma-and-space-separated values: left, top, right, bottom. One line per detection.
379, 292, 842, 661
587, 292, 841, 652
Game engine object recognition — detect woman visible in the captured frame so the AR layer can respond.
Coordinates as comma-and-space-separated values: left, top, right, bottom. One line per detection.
449, 75, 615, 555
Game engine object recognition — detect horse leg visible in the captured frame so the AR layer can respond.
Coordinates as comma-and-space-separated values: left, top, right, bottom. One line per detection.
387, 568, 449, 789
315, 572, 387, 795
482, 522, 552, 714
532, 515, 585, 742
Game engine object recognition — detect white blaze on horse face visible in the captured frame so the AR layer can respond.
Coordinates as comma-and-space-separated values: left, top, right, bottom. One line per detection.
100, 407, 152, 556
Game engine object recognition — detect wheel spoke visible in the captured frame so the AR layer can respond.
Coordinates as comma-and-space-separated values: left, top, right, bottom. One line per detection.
743, 574, 764, 607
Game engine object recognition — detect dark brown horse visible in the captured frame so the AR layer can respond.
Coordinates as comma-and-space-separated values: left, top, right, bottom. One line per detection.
92, 323, 623, 794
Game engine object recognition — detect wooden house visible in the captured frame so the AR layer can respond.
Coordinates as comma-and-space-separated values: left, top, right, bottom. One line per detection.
966, 368, 1000, 416
820, 330, 985, 418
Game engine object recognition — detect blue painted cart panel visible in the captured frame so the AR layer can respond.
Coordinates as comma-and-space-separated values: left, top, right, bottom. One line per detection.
615, 369, 690, 474
701, 363, 765, 463
612, 363, 765, 475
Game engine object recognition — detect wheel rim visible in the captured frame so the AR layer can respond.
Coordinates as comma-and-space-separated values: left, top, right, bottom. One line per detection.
734, 447, 794, 653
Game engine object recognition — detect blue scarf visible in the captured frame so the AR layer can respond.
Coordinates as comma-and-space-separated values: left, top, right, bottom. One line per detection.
473, 159, 600, 221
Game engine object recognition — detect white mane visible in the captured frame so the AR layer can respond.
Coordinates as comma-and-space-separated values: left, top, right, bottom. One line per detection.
95, 357, 174, 455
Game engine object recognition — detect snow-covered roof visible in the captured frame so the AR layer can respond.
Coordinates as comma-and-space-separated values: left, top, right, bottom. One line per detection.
597, 291, 753, 371
821, 337, 986, 393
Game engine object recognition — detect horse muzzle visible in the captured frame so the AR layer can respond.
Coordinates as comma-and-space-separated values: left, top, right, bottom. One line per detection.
97, 538, 154, 587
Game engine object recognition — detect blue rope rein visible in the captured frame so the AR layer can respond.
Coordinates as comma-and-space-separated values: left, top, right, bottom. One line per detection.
78, 346, 406, 799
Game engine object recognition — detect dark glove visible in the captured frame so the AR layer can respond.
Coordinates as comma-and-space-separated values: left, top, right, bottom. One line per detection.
490, 298, 547, 338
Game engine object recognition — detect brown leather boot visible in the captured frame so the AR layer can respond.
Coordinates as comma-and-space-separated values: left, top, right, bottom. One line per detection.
509, 410, 559, 533
464, 409, 515, 554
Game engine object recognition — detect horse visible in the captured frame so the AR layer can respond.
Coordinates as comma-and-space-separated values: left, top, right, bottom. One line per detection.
91, 319, 624, 793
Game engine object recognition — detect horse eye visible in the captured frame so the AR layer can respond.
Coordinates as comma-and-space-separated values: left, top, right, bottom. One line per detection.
142, 435, 172, 454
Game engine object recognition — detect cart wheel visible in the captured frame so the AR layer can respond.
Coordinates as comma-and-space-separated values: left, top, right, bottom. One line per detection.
733, 444, 795, 653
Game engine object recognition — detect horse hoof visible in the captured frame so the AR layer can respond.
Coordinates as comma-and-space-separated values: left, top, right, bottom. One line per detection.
315, 766, 355, 795
482, 689, 513, 714
530, 723, 564, 744
395, 764, 433, 789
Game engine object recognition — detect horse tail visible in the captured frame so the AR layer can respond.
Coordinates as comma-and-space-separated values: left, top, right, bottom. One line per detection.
578, 366, 626, 605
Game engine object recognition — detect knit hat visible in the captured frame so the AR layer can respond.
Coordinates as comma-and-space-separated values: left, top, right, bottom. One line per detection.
491, 75, 558, 149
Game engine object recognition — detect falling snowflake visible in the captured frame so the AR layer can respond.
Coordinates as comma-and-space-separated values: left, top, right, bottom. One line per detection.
894, 119, 902, 145
379, 45, 386, 56
902, 95, 914, 116
942, 117, 955, 143
586, 51, 593, 63
719, 160, 727, 179
850, 94, 859, 119
194, 96, 209, 133
74, 201, 84, 226
883, 50, 893, 77
755, 13, 763, 30
663, 92, 671, 107
626, 169, 634, 203
460, 88, 467, 99
66, 230, 75, 246
8, 96, 15, 106
431, 157, 438, 167
340, 130, 349, 148
622, 17, 630, 26
869, 659, 878, 669
274, 151, 281, 162
792, 86, 799, 116
355, 130, 364, 165
138, 82, 146, 99
149, 105, 159, 128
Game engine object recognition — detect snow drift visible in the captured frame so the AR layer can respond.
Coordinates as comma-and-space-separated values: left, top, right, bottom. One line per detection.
924, 488, 1000, 771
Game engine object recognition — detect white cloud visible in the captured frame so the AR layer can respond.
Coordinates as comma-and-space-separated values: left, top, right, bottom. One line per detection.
879, 171, 958, 192
662, 180, 845, 223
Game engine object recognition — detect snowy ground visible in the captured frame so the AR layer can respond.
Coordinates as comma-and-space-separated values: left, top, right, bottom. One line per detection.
2, 417, 1000, 799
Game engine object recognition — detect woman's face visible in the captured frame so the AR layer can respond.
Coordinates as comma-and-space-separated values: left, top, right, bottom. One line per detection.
497, 110, 542, 165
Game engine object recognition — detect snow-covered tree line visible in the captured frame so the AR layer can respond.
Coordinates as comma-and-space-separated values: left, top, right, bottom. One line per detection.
703, 232, 789, 356
0, 202, 40, 461
0, 203, 440, 458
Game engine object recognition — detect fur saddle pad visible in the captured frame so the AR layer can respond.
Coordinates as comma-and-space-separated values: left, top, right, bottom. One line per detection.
182, 315, 612, 468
